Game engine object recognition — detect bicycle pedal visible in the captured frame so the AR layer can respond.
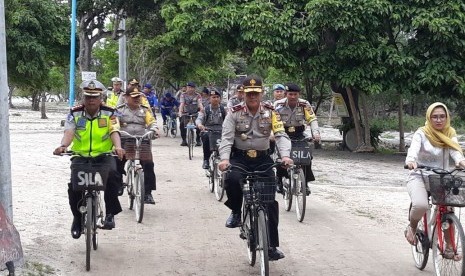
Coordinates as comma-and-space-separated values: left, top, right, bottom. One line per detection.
239, 232, 247, 240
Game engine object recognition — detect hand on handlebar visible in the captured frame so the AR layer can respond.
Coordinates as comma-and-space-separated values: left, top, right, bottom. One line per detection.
198, 124, 206, 131
313, 133, 321, 143
406, 161, 417, 170
114, 147, 125, 160
219, 160, 230, 172
281, 157, 294, 168
53, 146, 67, 155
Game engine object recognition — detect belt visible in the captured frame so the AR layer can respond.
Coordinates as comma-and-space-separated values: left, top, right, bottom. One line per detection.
232, 148, 269, 158
285, 125, 305, 133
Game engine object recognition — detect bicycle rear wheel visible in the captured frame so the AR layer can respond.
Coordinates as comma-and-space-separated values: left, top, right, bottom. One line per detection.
295, 170, 306, 222
85, 197, 92, 271
411, 215, 429, 270
282, 177, 292, 212
134, 170, 145, 223
257, 209, 269, 276
432, 213, 465, 276
214, 159, 225, 201
187, 129, 194, 160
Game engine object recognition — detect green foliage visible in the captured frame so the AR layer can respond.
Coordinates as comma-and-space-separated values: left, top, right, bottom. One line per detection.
93, 39, 119, 85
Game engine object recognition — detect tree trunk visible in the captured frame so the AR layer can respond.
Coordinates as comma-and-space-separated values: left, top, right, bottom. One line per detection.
8, 86, 15, 108
359, 92, 374, 152
398, 96, 406, 152
31, 91, 40, 111
303, 75, 314, 104
40, 91, 48, 119
346, 87, 364, 150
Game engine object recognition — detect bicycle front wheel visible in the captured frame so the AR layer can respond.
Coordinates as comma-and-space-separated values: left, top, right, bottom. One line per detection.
214, 159, 225, 201
127, 167, 134, 210
208, 155, 215, 193
187, 129, 194, 160
257, 209, 269, 276
134, 170, 145, 223
411, 215, 429, 270
169, 120, 177, 138
92, 194, 101, 250
432, 213, 465, 276
295, 170, 306, 222
85, 197, 92, 271
242, 206, 256, 266
163, 124, 168, 137
282, 177, 292, 212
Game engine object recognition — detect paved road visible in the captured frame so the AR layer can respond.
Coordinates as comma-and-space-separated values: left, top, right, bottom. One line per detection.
10, 115, 430, 275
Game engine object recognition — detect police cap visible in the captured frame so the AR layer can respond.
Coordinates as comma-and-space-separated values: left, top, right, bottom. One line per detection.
242, 76, 263, 93
285, 83, 301, 93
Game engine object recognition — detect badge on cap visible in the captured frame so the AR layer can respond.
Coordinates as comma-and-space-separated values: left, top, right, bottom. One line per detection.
88, 81, 96, 90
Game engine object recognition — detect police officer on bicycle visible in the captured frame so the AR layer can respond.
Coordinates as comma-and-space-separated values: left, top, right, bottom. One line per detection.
196, 88, 226, 169
274, 83, 321, 195
218, 76, 293, 261
53, 80, 124, 239
178, 82, 204, 146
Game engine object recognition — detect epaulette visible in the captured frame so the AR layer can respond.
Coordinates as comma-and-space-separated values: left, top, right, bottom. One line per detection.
231, 103, 245, 113
141, 104, 150, 109
115, 103, 126, 109
100, 104, 116, 112
262, 102, 275, 110
298, 102, 310, 108
71, 104, 84, 112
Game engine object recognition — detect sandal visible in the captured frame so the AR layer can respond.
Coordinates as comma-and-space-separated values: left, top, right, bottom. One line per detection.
444, 247, 463, 261
404, 225, 417, 245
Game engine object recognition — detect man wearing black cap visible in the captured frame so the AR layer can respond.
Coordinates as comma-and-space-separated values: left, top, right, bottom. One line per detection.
159, 92, 180, 131
218, 76, 293, 261
178, 82, 204, 146
196, 88, 226, 169
53, 80, 124, 239
274, 83, 321, 195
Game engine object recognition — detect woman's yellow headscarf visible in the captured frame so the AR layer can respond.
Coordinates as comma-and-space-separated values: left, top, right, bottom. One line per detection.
421, 102, 462, 153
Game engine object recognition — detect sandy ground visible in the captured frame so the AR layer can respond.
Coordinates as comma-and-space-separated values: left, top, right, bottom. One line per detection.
3, 108, 450, 275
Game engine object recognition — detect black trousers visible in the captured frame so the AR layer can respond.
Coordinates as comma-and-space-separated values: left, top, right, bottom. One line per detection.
68, 155, 122, 218
179, 115, 200, 142
116, 158, 156, 193
224, 154, 280, 247
276, 163, 315, 183
201, 132, 211, 161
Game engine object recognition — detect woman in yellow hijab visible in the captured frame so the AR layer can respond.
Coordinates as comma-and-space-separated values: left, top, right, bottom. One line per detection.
404, 103, 465, 250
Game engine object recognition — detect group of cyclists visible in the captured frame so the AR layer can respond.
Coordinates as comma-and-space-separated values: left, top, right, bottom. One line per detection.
53, 75, 322, 262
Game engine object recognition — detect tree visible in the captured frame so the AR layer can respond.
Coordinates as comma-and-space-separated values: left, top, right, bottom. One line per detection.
6, 0, 70, 113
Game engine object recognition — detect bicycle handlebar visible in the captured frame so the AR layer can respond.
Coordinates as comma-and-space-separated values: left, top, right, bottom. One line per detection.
119, 130, 157, 140
403, 165, 464, 175
291, 137, 313, 143
226, 162, 282, 175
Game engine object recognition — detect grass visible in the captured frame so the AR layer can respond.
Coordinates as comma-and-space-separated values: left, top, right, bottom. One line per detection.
21, 261, 56, 276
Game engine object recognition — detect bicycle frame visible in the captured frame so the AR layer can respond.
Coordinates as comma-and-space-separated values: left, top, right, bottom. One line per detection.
423, 203, 456, 253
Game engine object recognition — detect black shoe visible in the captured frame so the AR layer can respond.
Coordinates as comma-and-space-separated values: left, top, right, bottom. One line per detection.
118, 185, 125, 196
195, 140, 202, 147
306, 184, 311, 196
102, 214, 115, 230
171, 129, 176, 135
202, 160, 209, 169
268, 247, 285, 261
225, 212, 241, 228
71, 216, 82, 239
144, 194, 156, 205
276, 179, 284, 194
180, 140, 188, 146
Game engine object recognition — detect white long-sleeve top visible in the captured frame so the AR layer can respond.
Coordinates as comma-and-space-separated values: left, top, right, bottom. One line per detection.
406, 128, 465, 171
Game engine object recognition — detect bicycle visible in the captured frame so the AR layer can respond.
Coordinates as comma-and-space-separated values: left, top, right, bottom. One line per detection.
120, 130, 155, 223
67, 154, 109, 271
282, 137, 313, 222
184, 113, 197, 160
163, 111, 177, 138
203, 128, 224, 201
407, 166, 465, 275
227, 162, 280, 276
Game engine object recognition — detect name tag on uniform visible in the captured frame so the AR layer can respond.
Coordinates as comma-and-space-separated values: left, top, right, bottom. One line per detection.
98, 118, 107, 128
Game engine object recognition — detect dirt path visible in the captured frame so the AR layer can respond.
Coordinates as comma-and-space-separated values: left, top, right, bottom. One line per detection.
8, 111, 432, 275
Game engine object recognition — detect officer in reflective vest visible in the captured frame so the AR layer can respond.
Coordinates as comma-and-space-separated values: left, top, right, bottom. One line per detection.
53, 80, 124, 239
106, 77, 124, 108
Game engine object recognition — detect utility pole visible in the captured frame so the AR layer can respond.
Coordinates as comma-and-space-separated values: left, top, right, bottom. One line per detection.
68, 0, 77, 107
0, 0, 13, 220
118, 18, 127, 87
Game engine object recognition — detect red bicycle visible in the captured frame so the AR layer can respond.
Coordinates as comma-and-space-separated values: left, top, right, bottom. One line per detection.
408, 166, 465, 275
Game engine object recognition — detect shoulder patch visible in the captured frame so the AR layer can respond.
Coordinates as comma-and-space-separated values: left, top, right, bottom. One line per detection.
262, 102, 275, 110
100, 104, 116, 113
231, 103, 245, 113
298, 101, 310, 108
71, 104, 84, 112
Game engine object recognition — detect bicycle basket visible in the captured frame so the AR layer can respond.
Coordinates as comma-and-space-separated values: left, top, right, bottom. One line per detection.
241, 177, 276, 204
71, 162, 109, 191
290, 141, 312, 165
429, 174, 465, 207
208, 131, 222, 151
